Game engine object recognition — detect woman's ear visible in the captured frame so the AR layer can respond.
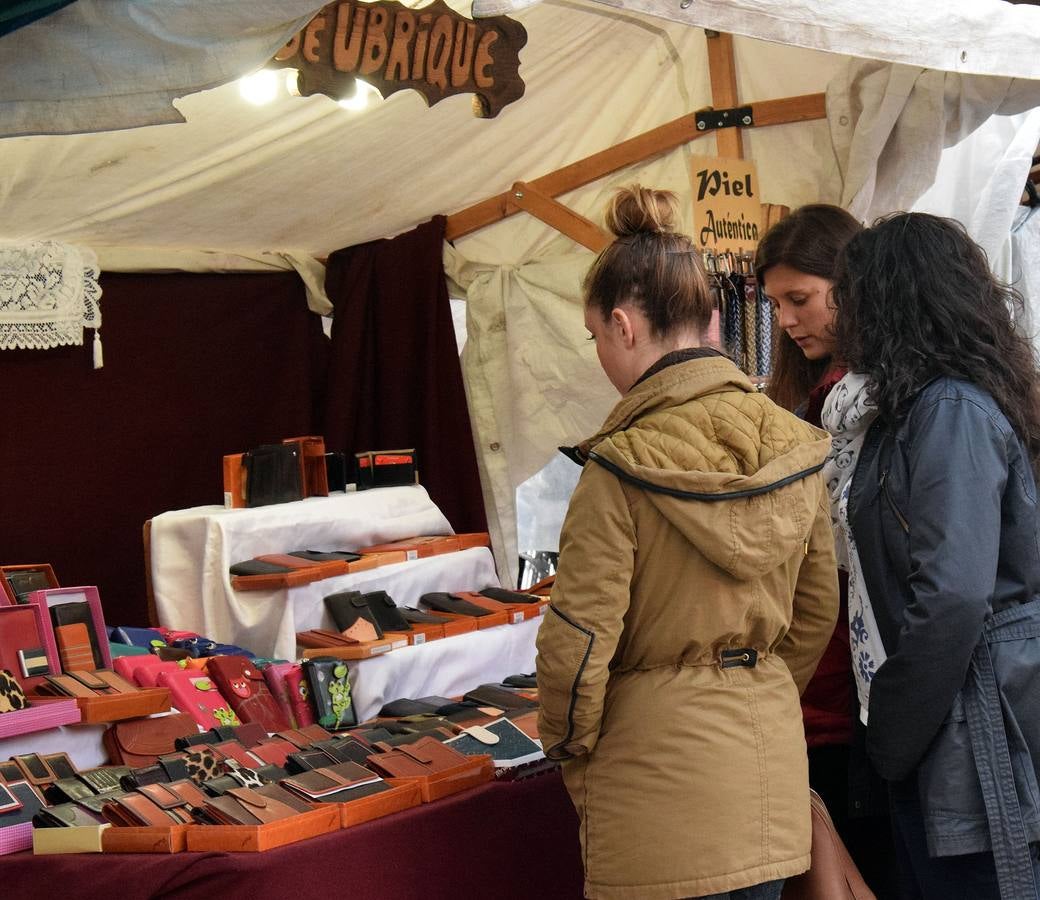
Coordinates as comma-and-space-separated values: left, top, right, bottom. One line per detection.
611, 307, 637, 348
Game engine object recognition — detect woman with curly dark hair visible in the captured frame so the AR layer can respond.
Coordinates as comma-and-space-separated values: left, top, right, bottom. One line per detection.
835, 212, 1040, 899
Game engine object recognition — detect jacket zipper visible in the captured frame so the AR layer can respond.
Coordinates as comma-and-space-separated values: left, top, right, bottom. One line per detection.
879, 471, 910, 534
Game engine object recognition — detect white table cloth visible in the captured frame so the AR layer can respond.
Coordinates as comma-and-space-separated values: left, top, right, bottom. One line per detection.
150, 487, 475, 658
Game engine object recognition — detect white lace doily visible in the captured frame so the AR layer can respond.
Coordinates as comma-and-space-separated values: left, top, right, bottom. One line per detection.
0, 241, 102, 359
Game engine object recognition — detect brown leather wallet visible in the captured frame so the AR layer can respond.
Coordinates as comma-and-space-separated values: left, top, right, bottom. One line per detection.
205, 785, 306, 825
365, 736, 471, 778
282, 762, 383, 800
103, 792, 182, 827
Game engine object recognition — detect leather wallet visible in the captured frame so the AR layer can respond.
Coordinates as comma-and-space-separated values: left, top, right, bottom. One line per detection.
48, 777, 96, 805
206, 655, 289, 733
50, 601, 104, 670
324, 451, 349, 492
14, 752, 58, 785
399, 607, 451, 625
263, 662, 302, 729
212, 740, 261, 768
282, 435, 329, 498
323, 591, 383, 642
0, 667, 30, 712
463, 684, 538, 710
243, 443, 303, 508
282, 761, 387, 802
250, 738, 296, 768
183, 746, 227, 784
285, 749, 337, 774
204, 785, 307, 825
34, 802, 106, 827
103, 791, 183, 827
288, 550, 361, 563
228, 559, 295, 577
55, 623, 97, 672
480, 587, 543, 605
309, 737, 373, 765
420, 592, 493, 617
378, 697, 443, 718
0, 780, 45, 826
503, 673, 538, 688
354, 449, 417, 490
75, 787, 128, 816
158, 668, 240, 730
363, 591, 412, 633
77, 766, 130, 795
365, 736, 472, 778
304, 657, 357, 731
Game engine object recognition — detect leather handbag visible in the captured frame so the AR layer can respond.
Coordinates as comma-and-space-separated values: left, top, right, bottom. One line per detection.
102, 712, 198, 767
781, 790, 876, 900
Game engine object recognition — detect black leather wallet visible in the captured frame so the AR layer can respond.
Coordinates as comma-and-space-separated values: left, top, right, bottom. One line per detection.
34, 802, 106, 827
363, 591, 412, 633
304, 657, 358, 731
47, 777, 95, 805
243, 443, 303, 507
378, 698, 442, 718
503, 673, 538, 688
463, 684, 538, 710
289, 550, 361, 563
78, 766, 130, 794
420, 592, 492, 617
120, 764, 167, 791
229, 559, 293, 577
399, 607, 451, 625
480, 587, 542, 605
322, 591, 384, 641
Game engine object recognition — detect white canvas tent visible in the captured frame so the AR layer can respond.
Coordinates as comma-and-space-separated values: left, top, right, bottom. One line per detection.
1, 0, 1038, 580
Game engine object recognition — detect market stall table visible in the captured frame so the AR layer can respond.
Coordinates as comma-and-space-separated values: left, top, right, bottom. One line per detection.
0, 769, 584, 900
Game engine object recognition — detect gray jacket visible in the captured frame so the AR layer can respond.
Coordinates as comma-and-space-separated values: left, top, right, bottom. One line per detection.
848, 378, 1040, 897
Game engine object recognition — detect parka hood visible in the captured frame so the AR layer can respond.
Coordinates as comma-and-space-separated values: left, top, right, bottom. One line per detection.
577, 355, 831, 580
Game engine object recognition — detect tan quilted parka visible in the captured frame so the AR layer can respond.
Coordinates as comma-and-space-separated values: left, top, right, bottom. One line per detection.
536, 353, 839, 900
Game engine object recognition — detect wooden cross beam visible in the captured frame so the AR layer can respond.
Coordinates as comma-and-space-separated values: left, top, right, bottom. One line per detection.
445, 87, 824, 244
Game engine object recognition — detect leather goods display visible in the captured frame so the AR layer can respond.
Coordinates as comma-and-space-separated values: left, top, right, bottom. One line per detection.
355, 448, 417, 490
0, 668, 30, 712
303, 657, 357, 731
102, 712, 197, 767
282, 435, 329, 498
357, 533, 490, 559
158, 668, 240, 729
243, 443, 303, 507
323, 591, 384, 642
0, 564, 58, 605
362, 591, 412, 634
781, 791, 876, 900
206, 655, 289, 733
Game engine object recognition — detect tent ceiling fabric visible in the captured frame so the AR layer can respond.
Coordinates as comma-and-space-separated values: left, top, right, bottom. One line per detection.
0, 0, 842, 257
586, 0, 1040, 80
0, 0, 325, 137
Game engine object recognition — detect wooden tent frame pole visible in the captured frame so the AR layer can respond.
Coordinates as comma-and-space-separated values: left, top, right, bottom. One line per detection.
444, 91, 825, 243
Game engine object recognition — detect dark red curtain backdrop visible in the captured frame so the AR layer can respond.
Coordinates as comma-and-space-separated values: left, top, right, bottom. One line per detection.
0, 272, 327, 626
322, 216, 486, 534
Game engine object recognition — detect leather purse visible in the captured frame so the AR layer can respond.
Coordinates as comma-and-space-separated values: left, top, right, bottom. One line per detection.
34, 802, 106, 827
304, 656, 358, 731
158, 669, 240, 729
263, 662, 301, 729
102, 711, 197, 767
420, 592, 493, 618
243, 443, 303, 507
781, 791, 877, 900
323, 591, 384, 642
204, 785, 308, 825
206, 655, 290, 733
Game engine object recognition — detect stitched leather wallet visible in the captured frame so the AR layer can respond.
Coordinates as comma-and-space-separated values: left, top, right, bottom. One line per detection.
463, 684, 538, 710
304, 657, 357, 731
322, 591, 384, 642
55, 623, 97, 672
282, 762, 388, 802
51, 601, 105, 670
420, 592, 493, 617
363, 591, 412, 633
480, 587, 543, 605
34, 802, 106, 827
243, 443, 303, 508
365, 736, 472, 778
204, 785, 309, 825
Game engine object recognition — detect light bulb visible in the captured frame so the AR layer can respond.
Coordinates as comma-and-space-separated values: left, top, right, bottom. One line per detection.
338, 80, 378, 111
238, 69, 280, 105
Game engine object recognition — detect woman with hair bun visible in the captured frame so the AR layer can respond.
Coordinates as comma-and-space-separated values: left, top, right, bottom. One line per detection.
537, 185, 840, 899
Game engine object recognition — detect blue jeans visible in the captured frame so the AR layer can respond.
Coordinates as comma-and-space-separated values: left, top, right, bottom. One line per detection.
690, 879, 785, 900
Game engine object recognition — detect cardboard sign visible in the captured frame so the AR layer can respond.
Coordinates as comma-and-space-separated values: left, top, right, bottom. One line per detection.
690, 156, 762, 252
270, 0, 526, 118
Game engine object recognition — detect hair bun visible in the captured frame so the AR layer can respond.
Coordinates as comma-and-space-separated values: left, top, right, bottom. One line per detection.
605, 185, 679, 238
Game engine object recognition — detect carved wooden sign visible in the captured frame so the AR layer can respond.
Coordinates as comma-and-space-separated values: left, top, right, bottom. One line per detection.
270, 0, 527, 118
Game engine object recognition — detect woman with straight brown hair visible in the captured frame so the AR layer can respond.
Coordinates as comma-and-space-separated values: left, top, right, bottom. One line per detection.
756, 204, 897, 898
537, 185, 839, 899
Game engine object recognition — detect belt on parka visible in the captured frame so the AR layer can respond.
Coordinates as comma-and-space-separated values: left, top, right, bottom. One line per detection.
963, 598, 1040, 899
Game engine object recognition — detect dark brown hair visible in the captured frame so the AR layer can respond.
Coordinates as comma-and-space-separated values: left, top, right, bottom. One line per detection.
834, 212, 1040, 466
755, 204, 862, 410
584, 185, 712, 337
